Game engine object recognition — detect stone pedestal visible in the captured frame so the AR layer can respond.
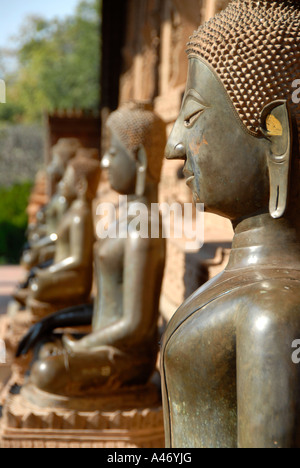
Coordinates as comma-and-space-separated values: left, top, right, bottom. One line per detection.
0, 384, 165, 448
0, 308, 34, 404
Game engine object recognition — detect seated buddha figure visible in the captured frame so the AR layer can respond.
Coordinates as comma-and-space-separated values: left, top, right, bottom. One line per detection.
46, 138, 83, 199
22, 148, 99, 270
161, 0, 300, 448
26, 151, 101, 309
22, 139, 82, 267
19, 102, 167, 398
14, 148, 99, 308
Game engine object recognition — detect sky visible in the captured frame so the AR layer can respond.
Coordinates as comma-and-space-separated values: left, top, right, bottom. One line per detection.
0, 0, 80, 48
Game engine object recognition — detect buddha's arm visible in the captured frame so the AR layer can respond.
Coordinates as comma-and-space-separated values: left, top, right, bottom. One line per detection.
21, 237, 56, 270
30, 234, 57, 251
29, 224, 49, 240
41, 208, 91, 276
64, 234, 159, 351
237, 299, 300, 448
37, 244, 56, 264
31, 204, 55, 239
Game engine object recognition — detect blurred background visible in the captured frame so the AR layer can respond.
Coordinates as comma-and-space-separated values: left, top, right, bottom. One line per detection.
0, 0, 100, 265
0, 0, 233, 320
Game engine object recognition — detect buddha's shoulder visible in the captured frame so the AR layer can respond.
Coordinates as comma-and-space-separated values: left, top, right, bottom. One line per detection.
193, 269, 300, 307
165, 269, 300, 339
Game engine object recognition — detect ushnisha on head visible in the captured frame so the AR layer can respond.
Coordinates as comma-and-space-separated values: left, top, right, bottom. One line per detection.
51, 138, 82, 165
103, 102, 167, 195
166, 0, 300, 221
187, 0, 300, 138
75, 147, 100, 162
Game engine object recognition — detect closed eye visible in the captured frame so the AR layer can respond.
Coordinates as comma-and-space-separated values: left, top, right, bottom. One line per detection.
184, 109, 204, 128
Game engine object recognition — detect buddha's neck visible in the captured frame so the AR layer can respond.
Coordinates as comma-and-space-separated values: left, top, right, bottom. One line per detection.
226, 212, 300, 271
127, 183, 158, 208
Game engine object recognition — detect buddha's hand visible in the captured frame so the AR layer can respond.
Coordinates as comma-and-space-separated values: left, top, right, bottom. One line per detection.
29, 277, 38, 292
38, 340, 64, 359
34, 268, 50, 279
29, 269, 47, 292
62, 334, 82, 354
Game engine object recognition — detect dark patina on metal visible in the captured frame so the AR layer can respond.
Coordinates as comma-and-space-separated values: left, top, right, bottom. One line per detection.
161, 0, 300, 448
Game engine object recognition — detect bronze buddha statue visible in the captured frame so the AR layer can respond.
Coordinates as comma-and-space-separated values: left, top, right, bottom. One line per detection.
46, 138, 82, 199
43, 147, 99, 236
14, 148, 99, 308
162, 0, 300, 448
21, 139, 83, 269
18, 102, 167, 399
22, 148, 100, 270
26, 152, 101, 308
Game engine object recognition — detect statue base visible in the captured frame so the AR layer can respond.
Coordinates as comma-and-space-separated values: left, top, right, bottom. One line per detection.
0, 307, 34, 404
0, 299, 91, 402
21, 381, 162, 412
0, 384, 165, 448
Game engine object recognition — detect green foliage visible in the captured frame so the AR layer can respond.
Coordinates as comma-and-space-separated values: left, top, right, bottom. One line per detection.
0, 182, 32, 264
0, 101, 25, 124
1, 0, 100, 123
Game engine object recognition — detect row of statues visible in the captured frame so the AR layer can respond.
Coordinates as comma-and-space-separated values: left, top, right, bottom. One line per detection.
13, 102, 167, 402
2, 0, 300, 449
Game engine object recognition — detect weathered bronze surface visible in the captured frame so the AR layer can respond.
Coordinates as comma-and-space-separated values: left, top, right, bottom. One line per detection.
21, 139, 83, 270
161, 0, 300, 448
22, 102, 167, 398
14, 148, 99, 309
46, 138, 82, 197
27, 152, 101, 306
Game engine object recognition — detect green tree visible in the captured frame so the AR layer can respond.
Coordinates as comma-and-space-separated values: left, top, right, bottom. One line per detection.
0, 0, 100, 123
0, 182, 32, 264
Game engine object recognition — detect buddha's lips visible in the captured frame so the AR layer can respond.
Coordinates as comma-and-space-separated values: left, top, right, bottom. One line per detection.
186, 176, 195, 187
183, 168, 195, 186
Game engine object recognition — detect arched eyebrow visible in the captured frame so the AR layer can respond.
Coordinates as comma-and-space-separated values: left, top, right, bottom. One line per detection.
182, 89, 209, 108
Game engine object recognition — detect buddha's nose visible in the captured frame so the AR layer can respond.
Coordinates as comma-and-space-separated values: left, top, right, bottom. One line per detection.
165, 141, 186, 160
165, 124, 186, 160
101, 152, 110, 169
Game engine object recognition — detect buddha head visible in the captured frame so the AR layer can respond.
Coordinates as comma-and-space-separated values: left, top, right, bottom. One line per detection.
102, 102, 167, 195
59, 150, 101, 203
47, 138, 82, 194
165, 0, 300, 222
75, 147, 100, 162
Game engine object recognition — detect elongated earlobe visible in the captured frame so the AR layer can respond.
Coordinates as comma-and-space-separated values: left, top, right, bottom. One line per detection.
260, 100, 292, 219
135, 145, 148, 197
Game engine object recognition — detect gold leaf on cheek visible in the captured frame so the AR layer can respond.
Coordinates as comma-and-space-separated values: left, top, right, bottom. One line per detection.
266, 115, 283, 136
